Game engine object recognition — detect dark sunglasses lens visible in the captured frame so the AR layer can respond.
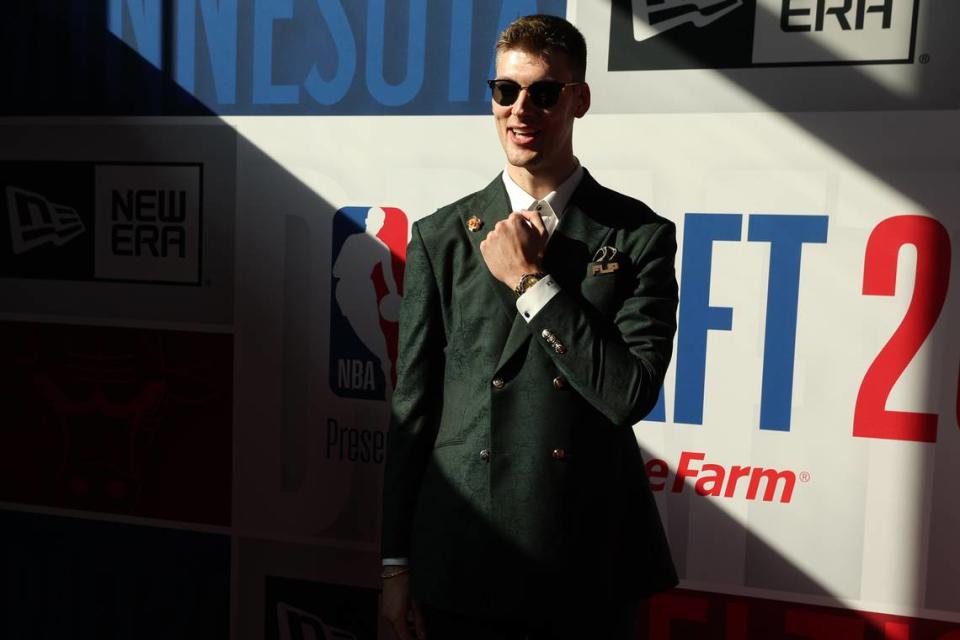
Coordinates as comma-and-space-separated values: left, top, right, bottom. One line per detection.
491, 81, 520, 106
529, 82, 563, 108
489, 80, 567, 107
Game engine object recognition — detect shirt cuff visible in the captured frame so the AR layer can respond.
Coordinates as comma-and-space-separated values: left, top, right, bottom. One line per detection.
516, 274, 560, 321
382, 557, 409, 565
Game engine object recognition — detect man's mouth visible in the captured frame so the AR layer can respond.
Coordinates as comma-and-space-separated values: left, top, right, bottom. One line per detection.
508, 127, 539, 145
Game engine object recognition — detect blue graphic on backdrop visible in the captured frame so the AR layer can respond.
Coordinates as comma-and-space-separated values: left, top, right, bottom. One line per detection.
92, 0, 566, 115
644, 212, 828, 431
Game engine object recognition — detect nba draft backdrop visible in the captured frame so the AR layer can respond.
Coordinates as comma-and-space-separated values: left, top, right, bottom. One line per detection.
1, 1, 959, 639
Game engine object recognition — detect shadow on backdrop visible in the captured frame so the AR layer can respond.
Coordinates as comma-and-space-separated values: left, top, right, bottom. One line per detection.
0, 1, 956, 639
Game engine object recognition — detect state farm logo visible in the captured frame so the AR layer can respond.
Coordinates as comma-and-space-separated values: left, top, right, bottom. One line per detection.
6, 186, 85, 254
647, 451, 809, 503
609, 0, 919, 70
94, 164, 202, 284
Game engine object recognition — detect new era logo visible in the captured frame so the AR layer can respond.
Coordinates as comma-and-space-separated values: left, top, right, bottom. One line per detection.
276, 603, 357, 640
1, 161, 203, 284
633, 0, 744, 42
93, 164, 202, 284
6, 186, 85, 254
610, 0, 919, 70
264, 577, 378, 640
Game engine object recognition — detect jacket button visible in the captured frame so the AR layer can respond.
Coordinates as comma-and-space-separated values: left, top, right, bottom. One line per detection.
480, 449, 490, 462
551, 448, 566, 461
552, 376, 567, 390
492, 377, 505, 389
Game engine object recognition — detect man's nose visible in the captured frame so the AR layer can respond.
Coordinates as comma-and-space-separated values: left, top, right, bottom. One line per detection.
511, 87, 535, 115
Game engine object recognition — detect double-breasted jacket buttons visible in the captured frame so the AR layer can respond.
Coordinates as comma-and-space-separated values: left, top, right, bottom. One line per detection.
479, 449, 490, 462
551, 448, 567, 461
491, 377, 505, 389
552, 376, 567, 390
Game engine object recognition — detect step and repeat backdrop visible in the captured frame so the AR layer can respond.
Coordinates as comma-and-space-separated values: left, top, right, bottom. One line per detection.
1, 1, 959, 639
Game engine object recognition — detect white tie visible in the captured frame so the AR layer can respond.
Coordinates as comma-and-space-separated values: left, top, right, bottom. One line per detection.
531, 200, 558, 238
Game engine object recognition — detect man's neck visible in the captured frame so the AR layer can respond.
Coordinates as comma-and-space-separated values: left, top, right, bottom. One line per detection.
506, 158, 580, 200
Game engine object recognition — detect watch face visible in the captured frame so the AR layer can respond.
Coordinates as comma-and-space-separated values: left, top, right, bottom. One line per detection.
517, 274, 542, 296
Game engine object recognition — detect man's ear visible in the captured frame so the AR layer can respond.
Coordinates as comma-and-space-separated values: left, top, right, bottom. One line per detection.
575, 83, 591, 118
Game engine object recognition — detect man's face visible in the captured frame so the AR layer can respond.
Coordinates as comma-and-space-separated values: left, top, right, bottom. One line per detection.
493, 48, 590, 175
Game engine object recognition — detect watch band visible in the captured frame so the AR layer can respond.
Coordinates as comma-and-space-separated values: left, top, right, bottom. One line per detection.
515, 272, 547, 297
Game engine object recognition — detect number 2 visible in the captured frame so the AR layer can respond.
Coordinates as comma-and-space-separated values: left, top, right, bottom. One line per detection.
854, 216, 951, 442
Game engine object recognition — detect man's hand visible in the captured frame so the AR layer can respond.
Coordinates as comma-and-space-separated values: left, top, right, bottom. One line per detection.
479, 210, 548, 288
382, 571, 426, 640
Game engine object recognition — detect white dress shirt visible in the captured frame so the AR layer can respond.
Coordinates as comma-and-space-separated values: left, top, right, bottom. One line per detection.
501, 164, 583, 322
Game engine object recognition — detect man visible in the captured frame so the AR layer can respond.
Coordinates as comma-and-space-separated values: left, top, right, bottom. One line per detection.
381, 14, 678, 639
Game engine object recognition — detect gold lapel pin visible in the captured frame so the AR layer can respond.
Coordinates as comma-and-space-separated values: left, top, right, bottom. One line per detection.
467, 216, 483, 232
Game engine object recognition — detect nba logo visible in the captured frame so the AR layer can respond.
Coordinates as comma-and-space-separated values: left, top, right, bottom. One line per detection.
330, 207, 408, 400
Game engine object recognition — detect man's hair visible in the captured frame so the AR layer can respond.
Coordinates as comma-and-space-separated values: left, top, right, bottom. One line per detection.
496, 14, 587, 81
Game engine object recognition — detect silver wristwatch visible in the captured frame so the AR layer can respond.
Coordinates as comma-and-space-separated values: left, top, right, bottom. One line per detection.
514, 272, 547, 296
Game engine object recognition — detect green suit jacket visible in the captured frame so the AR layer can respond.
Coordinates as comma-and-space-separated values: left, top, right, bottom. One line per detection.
382, 170, 679, 620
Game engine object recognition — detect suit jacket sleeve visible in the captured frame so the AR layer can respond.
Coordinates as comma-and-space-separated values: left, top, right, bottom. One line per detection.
527, 220, 678, 427
381, 220, 445, 559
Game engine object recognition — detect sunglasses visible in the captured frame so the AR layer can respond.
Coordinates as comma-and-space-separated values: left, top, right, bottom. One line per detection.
487, 79, 584, 109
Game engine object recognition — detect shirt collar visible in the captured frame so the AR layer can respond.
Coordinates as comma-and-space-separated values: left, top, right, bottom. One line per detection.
501, 163, 584, 217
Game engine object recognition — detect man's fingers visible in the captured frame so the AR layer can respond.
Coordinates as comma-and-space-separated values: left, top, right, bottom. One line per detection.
515, 209, 546, 235
381, 605, 413, 640
412, 600, 427, 640
386, 612, 414, 640
381, 573, 415, 640
394, 622, 414, 640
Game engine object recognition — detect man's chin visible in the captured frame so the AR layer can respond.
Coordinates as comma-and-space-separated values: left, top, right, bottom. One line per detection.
505, 150, 541, 170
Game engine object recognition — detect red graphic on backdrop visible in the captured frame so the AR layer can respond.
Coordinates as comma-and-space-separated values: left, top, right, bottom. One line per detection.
372, 207, 407, 389
646, 451, 798, 503
0, 322, 232, 525
639, 589, 960, 639
855, 215, 951, 443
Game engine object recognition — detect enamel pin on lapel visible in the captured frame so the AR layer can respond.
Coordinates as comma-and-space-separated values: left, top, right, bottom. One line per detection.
467, 216, 483, 232
593, 246, 618, 262
590, 245, 620, 276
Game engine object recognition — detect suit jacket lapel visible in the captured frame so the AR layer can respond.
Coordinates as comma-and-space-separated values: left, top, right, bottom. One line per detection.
544, 171, 616, 279
462, 174, 517, 325
495, 310, 530, 374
